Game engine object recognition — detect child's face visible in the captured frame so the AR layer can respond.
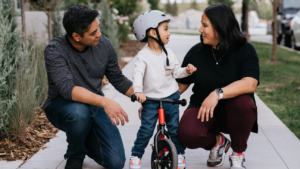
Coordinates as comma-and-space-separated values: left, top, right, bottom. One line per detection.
157, 22, 171, 45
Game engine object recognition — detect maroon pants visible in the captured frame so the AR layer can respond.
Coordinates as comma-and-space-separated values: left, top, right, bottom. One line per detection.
178, 95, 257, 153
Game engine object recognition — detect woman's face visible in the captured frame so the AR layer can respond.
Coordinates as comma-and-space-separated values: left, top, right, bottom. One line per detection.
199, 13, 219, 48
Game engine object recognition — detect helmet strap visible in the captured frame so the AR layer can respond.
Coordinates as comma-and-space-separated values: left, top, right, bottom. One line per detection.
145, 28, 169, 66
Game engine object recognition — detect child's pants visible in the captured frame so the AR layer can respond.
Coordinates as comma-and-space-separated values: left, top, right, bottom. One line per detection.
131, 91, 186, 158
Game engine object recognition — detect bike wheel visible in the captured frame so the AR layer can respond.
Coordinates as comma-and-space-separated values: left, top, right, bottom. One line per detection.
151, 138, 178, 169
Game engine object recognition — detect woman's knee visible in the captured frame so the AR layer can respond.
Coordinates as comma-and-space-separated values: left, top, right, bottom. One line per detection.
227, 95, 256, 113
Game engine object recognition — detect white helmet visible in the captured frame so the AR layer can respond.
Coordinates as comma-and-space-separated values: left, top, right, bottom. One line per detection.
132, 10, 170, 42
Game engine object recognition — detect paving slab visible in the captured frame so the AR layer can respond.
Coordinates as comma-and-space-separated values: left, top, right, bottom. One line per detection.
11, 34, 300, 169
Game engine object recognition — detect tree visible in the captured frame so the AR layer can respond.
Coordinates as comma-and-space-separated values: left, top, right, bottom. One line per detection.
190, 0, 199, 10
148, 0, 159, 10
109, 0, 138, 16
208, 0, 234, 8
165, 0, 172, 14
271, 0, 278, 61
29, 0, 61, 41
242, 0, 250, 42
172, 0, 178, 16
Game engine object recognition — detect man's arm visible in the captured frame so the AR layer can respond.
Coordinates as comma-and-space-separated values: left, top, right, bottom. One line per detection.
125, 85, 134, 97
105, 39, 133, 95
72, 86, 129, 125
45, 46, 128, 126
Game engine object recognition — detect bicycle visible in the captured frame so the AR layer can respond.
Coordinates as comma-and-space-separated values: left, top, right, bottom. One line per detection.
131, 95, 187, 169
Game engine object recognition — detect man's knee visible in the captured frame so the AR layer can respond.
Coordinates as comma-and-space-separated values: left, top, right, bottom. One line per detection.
64, 102, 91, 132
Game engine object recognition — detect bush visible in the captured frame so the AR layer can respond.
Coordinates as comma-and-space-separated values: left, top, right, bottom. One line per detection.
0, 0, 48, 139
0, 0, 20, 137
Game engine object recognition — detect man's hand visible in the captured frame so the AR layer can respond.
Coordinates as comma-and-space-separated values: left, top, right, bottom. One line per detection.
135, 92, 146, 103
186, 64, 197, 74
103, 97, 129, 126
138, 106, 143, 120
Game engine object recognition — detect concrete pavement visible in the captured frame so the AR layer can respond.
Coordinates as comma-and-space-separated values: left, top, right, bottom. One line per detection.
2, 34, 300, 169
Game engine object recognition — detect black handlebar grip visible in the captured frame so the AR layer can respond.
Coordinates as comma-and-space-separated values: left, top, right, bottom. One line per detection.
131, 94, 137, 102
176, 99, 187, 106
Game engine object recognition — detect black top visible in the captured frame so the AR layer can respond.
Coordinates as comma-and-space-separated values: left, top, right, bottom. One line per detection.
177, 42, 260, 117
43, 34, 132, 110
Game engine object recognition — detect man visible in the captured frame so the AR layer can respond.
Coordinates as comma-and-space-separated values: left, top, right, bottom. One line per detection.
43, 5, 133, 169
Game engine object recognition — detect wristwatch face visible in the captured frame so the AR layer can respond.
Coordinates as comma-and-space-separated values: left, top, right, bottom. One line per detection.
216, 88, 223, 94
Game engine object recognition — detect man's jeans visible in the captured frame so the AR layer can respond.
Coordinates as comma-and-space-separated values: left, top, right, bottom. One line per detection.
131, 91, 186, 158
44, 96, 125, 169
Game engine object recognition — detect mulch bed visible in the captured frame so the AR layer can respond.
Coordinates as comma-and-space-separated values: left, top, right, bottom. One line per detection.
0, 38, 145, 162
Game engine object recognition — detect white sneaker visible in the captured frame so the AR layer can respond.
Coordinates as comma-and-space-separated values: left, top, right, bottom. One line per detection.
229, 153, 246, 169
178, 154, 186, 169
129, 156, 141, 169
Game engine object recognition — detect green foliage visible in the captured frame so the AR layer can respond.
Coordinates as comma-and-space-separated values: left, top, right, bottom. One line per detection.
118, 22, 130, 41
109, 0, 138, 16
172, 1, 178, 16
0, 0, 20, 136
148, 0, 160, 10
208, 0, 235, 8
249, 0, 273, 20
165, 0, 172, 14
252, 41, 300, 139
63, 0, 91, 9
51, 10, 63, 38
98, 0, 120, 52
0, 0, 47, 139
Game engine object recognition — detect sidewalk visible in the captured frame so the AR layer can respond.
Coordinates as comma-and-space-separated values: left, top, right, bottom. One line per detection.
2, 35, 300, 169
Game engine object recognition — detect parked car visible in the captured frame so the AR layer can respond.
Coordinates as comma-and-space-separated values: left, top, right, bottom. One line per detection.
290, 10, 300, 50
273, 0, 300, 47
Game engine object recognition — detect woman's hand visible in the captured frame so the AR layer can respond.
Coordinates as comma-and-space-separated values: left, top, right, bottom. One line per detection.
198, 91, 219, 122
138, 106, 143, 120
135, 92, 146, 103
186, 64, 197, 74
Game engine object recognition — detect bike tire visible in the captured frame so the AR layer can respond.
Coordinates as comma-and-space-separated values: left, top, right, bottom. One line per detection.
151, 138, 178, 169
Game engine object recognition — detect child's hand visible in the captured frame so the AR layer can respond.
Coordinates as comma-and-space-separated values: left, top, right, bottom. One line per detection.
135, 92, 146, 103
186, 64, 197, 74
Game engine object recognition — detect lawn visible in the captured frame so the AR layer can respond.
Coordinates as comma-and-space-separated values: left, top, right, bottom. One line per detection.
252, 41, 300, 139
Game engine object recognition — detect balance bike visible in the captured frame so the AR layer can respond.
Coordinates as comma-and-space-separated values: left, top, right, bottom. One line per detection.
131, 95, 186, 169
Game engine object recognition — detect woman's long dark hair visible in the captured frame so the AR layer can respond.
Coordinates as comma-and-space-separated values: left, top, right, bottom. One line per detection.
200, 3, 247, 56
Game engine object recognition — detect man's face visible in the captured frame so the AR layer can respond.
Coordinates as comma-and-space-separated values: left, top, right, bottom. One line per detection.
76, 18, 102, 46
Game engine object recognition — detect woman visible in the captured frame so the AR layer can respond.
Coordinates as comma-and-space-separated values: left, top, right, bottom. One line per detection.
177, 4, 259, 169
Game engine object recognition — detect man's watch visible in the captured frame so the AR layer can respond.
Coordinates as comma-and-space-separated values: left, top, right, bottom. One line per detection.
215, 88, 223, 100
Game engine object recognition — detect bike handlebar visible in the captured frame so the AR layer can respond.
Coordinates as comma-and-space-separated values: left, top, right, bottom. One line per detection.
131, 95, 187, 106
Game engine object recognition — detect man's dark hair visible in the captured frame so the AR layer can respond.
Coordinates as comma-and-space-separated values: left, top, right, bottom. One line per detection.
200, 3, 247, 56
63, 5, 99, 38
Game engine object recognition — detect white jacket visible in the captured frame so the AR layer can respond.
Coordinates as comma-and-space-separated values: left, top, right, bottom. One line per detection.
133, 45, 191, 98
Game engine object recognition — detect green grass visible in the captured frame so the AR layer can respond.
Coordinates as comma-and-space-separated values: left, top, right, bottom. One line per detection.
252, 41, 300, 139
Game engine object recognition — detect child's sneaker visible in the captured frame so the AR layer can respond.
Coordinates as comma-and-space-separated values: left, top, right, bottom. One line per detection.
178, 154, 186, 169
229, 152, 246, 169
207, 134, 231, 167
129, 156, 141, 169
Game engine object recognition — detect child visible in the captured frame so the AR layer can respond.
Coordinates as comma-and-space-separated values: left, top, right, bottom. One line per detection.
129, 10, 197, 169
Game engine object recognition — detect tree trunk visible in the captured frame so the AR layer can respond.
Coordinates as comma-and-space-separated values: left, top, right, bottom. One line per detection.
20, 0, 26, 45
245, 4, 250, 42
47, 10, 52, 41
271, 0, 277, 62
